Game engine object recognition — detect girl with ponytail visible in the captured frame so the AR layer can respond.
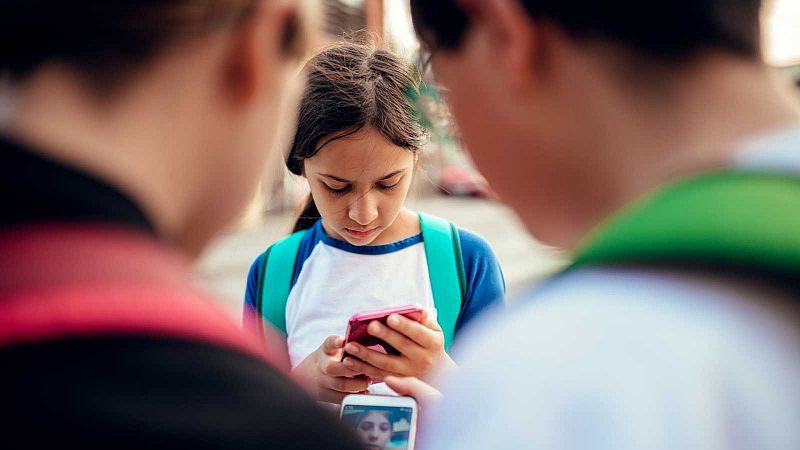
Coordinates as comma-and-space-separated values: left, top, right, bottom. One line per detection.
244, 42, 505, 403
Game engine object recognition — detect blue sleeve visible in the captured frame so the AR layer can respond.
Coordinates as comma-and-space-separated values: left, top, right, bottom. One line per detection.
243, 221, 323, 321
244, 251, 266, 316
455, 228, 506, 334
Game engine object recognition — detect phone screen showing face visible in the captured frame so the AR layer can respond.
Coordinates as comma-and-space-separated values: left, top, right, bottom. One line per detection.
341, 404, 416, 450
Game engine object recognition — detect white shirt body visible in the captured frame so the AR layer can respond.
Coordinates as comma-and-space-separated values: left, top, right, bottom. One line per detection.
421, 125, 800, 450
285, 237, 434, 369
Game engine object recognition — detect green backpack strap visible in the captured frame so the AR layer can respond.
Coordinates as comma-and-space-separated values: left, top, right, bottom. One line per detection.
257, 230, 307, 336
571, 171, 800, 280
419, 212, 466, 351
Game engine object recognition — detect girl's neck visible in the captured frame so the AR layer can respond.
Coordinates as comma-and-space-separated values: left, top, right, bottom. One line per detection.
372, 208, 421, 245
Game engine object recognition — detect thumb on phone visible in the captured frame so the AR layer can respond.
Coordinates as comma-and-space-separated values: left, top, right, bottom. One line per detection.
384, 376, 442, 407
420, 308, 442, 333
322, 335, 344, 356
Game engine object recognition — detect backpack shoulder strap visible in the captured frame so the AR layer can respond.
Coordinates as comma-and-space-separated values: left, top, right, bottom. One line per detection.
258, 230, 307, 336
419, 212, 465, 351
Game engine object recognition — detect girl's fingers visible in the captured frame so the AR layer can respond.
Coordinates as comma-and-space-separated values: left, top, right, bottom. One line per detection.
321, 335, 344, 356
318, 388, 370, 405
321, 359, 361, 378
366, 320, 421, 357
420, 310, 442, 332
320, 374, 370, 394
386, 314, 442, 349
344, 342, 408, 374
342, 356, 397, 380
318, 388, 348, 405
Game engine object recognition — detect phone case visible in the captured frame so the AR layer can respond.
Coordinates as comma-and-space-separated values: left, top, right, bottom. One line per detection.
342, 305, 424, 360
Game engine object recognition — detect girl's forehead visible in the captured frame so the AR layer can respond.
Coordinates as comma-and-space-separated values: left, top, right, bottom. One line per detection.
307, 126, 415, 178
364, 411, 390, 422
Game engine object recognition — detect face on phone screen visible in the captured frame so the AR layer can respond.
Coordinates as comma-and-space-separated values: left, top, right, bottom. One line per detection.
341, 405, 415, 450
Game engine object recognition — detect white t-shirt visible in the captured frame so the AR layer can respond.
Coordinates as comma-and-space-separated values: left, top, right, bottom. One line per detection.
420, 125, 800, 450
244, 218, 507, 385
244, 220, 505, 393
285, 234, 435, 368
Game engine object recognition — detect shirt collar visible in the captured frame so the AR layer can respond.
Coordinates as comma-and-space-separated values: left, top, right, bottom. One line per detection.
0, 134, 156, 235
734, 123, 800, 175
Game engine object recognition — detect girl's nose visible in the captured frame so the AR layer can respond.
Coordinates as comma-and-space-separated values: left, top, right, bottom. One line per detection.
348, 192, 378, 225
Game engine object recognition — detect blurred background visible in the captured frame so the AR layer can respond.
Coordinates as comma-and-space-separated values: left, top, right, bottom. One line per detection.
196, 0, 800, 319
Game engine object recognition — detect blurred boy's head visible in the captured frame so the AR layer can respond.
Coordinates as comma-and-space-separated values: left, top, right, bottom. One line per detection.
1, 1, 315, 254
411, 0, 770, 248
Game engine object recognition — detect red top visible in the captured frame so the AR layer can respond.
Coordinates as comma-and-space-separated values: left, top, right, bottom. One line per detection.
0, 224, 288, 370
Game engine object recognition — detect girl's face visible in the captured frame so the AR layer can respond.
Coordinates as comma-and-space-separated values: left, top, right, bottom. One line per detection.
355, 411, 393, 450
303, 125, 416, 246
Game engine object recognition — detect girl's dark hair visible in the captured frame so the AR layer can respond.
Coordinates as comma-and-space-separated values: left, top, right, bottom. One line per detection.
350, 409, 394, 433
289, 43, 427, 232
0, 1, 291, 84
411, 0, 763, 61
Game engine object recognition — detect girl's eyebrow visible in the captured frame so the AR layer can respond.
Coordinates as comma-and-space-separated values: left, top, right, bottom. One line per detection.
317, 173, 350, 183
378, 169, 407, 181
317, 169, 407, 183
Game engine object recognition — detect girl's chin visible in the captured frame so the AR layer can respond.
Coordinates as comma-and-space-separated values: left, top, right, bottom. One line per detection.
342, 234, 379, 246
342, 227, 382, 245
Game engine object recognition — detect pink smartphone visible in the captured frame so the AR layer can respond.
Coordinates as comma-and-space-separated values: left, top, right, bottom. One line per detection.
342, 305, 425, 361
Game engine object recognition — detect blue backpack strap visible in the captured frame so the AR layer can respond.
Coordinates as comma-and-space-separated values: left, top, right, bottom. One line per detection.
257, 230, 307, 336
419, 212, 466, 351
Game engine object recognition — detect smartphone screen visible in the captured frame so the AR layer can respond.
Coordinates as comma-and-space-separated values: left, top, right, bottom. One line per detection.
341, 404, 416, 450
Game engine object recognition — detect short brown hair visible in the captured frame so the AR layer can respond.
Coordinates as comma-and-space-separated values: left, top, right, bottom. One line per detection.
0, 1, 301, 84
412, 0, 763, 60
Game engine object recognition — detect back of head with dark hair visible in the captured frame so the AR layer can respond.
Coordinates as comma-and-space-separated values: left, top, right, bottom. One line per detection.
411, 0, 763, 61
288, 42, 427, 232
0, 1, 261, 83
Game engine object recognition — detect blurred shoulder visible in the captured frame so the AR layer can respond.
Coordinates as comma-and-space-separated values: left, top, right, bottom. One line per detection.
425, 267, 800, 449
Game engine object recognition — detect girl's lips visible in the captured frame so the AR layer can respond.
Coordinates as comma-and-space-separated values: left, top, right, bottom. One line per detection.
345, 228, 377, 239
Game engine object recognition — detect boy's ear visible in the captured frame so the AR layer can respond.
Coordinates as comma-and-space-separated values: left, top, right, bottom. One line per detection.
223, 0, 307, 106
280, 0, 320, 59
469, 0, 539, 93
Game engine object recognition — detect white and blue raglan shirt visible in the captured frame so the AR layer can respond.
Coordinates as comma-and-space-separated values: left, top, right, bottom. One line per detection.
245, 219, 505, 368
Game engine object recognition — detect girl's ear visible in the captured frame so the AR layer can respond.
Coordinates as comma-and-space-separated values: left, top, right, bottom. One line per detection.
411, 151, 420, 180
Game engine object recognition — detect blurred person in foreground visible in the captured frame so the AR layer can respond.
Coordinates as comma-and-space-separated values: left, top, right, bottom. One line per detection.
384, 0, 800, 448
0, 1, 362, 448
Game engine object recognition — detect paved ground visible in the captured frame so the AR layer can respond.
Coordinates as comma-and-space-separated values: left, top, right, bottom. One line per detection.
194, 194, 567, 319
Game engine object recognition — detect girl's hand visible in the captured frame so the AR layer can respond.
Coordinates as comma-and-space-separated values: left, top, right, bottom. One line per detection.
292, 335, 370, 404
341, 311, 456, 381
